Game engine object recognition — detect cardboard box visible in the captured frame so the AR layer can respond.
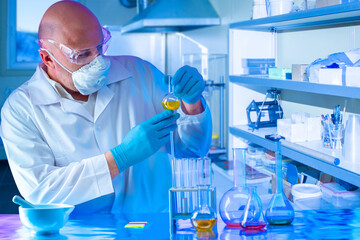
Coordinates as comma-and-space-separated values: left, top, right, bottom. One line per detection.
292, 64, 308, 81
316, 0, 341, 8
277, 115, 321, 142
345, 67, 360, 87
269, 68, 292, 79
318, 68, 342, 85
277, 119, 308, 142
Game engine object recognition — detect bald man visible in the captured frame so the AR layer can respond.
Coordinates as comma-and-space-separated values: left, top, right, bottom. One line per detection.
1, 1, 211, 214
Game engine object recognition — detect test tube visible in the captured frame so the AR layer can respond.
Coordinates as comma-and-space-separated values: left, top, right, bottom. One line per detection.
182, 158, 190, 214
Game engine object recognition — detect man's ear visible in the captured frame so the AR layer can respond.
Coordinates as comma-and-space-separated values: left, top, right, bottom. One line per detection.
39, 50, 56, 69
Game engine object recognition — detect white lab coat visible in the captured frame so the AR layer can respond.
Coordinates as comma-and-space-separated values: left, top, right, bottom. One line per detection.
1, 56, 212, 213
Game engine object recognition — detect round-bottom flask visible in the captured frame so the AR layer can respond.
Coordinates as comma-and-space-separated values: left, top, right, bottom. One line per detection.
219, 148, 249, 227
191, 186, 217, 231
162, 75, 180, 111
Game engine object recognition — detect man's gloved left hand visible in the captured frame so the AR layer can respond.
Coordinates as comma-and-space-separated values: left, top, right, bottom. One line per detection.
171, 65, 205, 104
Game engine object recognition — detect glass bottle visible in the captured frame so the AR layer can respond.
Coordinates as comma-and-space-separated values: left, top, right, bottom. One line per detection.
240, 186, 267, 231
219, 148, 249, 227
265, 140, 294, 225
191, 158, 217, 231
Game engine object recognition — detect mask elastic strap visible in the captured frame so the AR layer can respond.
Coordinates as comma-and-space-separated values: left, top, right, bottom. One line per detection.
39, 48, 73, 74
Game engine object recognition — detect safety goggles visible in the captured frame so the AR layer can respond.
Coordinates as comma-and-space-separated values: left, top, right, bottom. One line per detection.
39, 27, 111, 65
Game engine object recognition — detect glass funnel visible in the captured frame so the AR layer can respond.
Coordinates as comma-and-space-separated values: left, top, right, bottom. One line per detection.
265, 140, 294, 225
191, 158, 217, 231
162, 75, 180, 111
219, 148, 249, 227
240, 186, 267, 231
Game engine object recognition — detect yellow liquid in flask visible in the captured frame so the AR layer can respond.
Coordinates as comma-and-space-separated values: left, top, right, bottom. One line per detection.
162, 99, 181, 110
193, 218, 217, 231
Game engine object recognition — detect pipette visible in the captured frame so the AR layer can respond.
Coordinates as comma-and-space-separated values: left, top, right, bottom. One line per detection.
162, 76, 180, 157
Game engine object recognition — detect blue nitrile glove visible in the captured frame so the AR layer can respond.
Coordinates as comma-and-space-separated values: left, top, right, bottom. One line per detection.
171, 65, 205, 104
110, 110, 180, 172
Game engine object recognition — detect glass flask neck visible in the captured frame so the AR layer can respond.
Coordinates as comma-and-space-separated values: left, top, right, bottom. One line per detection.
233, 148, 247, 188
198, 186, 210, 208
167, 75, 174, 94
275, 141, 283, 193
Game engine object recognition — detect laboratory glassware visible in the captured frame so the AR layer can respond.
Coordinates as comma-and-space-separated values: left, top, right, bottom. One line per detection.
162, 75, 180, 159
265, 139, 294, 225
240, 186, 267, 231
162, 75, 180, 111
169, 157, 216, 231
191, 157, 217, 231
219, 148, 249, 227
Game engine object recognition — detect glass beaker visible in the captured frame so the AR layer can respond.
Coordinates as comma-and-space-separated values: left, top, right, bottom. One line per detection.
240, 186, 267, 231
219, 148, 249, 227
265, 140, 294, 225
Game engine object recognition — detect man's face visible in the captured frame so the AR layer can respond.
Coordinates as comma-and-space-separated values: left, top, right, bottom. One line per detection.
47, 27, 103, 93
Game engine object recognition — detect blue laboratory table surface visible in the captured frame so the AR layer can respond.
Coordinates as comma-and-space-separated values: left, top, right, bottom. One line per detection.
1, 209, 360, 239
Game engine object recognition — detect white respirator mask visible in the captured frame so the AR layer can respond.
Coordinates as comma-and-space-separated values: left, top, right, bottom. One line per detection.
41, 48, 111, 95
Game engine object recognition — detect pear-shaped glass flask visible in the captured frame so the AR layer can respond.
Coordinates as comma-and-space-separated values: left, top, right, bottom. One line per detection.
265, 140, 295, 225
162, 75, 180, 110
191, 158, 217, 231
219, 148, 249, 227
240, 186, 267, 231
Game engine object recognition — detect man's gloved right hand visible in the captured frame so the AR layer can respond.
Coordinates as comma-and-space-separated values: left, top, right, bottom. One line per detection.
110, 110, 180, 172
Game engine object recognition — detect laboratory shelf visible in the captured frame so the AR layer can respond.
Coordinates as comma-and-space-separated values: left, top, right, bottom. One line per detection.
229, 125, 360, 187
230, 75, 360, 99
229, 2, 360, 32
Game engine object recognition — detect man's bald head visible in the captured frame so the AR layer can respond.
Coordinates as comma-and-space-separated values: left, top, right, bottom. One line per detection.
38, 1, 102, 49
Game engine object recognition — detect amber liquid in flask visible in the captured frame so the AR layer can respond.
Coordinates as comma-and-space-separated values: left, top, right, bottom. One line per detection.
191, 158, 217, 231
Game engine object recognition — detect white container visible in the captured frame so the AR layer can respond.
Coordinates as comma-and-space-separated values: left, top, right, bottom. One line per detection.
345, 67, 360, 87
19, 204, 74, 234
253, 0, 268, 19
291, 183, 322, 202
318, 68, 343, 85
321, 182, 360, 208
343, 114, 360, 163
270, 0, 294, 16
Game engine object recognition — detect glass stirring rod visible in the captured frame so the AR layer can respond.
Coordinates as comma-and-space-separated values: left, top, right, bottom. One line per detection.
162, 76, 180, 157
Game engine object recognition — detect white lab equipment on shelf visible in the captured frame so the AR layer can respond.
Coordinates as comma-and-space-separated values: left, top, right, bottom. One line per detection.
228, 2, 360, 189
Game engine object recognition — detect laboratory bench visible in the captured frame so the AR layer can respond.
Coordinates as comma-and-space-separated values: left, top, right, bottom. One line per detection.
1, 209, 360, 239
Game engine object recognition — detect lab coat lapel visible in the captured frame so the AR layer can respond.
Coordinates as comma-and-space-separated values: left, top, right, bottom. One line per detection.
60, 98, 94, 122
94, 85, 114, 122
93, 56, 132, 122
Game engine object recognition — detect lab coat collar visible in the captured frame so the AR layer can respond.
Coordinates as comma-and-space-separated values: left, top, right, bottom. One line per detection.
106, 56, 132, 85
28, 64, 62, 105
29, 57, 132, 106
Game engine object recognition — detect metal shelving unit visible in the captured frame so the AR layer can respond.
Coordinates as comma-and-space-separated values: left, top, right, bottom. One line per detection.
230, 75, 360, 99
230, 125, 360, 187
228, 3, 360, 188
229, 2, 360, 32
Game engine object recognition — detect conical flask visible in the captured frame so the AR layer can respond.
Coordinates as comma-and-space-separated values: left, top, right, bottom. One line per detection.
240, 186, 267, 231
219, 148, 249, 227
265, 140, 294, 225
